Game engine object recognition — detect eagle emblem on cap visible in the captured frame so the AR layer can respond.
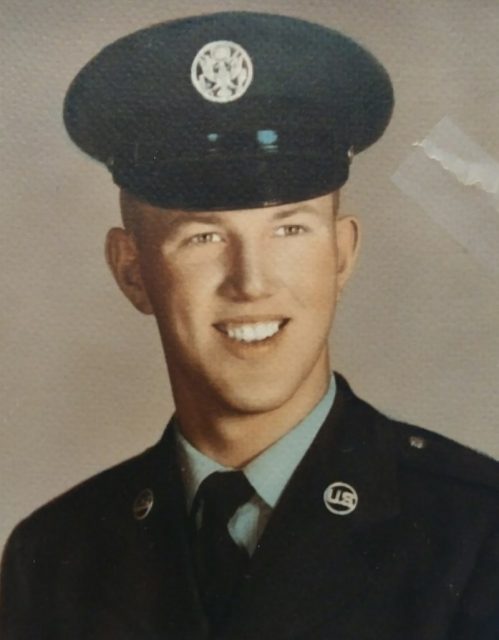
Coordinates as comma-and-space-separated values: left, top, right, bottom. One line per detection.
191, 40, 253, 103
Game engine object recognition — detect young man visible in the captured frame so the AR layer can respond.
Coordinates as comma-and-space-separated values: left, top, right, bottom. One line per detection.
1, 11, 499, 640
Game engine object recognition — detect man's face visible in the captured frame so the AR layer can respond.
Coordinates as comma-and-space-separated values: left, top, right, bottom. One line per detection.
111, 192, 358, 416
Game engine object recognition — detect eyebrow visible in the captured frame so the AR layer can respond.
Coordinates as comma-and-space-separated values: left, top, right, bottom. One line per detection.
272, 204, 320, 220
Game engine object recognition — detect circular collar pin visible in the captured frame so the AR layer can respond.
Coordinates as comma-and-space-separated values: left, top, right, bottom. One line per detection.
191, 40, 253, 103
323, 482, 358, 516
133, 488, 154, 521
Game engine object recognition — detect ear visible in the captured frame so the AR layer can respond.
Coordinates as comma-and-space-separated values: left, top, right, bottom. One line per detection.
105, 228, 154, 314
335, 215, 361, 292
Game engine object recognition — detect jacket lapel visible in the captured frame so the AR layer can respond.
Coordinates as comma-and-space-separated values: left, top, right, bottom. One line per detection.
94, 424, 209, 639
222, 375, 401, 640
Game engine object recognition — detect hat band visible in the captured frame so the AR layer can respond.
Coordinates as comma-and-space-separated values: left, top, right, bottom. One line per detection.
111, 129, 350, 209
113, 154, 349, 210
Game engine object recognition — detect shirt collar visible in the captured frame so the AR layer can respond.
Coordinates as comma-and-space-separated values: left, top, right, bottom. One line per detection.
175, 374, 337, 512
176, 428, 227, 512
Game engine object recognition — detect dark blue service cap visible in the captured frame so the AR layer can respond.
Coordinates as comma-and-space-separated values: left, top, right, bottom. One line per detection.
64, 11, 394, 211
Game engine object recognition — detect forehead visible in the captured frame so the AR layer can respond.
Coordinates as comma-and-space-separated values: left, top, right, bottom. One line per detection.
126, 192, 335, 231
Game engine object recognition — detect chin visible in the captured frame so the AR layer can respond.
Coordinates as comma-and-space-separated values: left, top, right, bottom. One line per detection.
209, 372, 311, 416
220, 390, 289, 415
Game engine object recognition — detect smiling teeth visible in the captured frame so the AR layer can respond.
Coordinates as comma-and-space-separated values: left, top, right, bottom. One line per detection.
226, 322, 281, 342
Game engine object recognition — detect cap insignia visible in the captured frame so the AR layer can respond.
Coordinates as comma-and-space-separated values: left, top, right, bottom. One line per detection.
191, 40, 253, 103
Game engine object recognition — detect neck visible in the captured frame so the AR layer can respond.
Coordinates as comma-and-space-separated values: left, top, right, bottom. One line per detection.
171, 352, 331, 468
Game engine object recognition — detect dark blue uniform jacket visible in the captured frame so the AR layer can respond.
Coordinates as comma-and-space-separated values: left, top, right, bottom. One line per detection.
1, 375, 499, 639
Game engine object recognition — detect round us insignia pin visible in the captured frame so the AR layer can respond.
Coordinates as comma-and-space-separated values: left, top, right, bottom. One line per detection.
191, 40, 253, 103
133, 488, 154, 521
323, 482, 358, 516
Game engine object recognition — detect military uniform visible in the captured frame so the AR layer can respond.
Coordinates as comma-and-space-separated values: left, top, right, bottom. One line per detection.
2, 11, 499, 639
1, 375, 499, 639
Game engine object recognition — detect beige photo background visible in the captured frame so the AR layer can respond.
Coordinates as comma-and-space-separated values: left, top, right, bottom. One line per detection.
2, 0, 499, 553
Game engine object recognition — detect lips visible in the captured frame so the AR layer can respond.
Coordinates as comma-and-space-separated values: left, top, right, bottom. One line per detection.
213, 317, 289, 343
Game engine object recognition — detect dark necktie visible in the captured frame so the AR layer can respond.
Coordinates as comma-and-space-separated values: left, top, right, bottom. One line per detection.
191, 470, 255, 633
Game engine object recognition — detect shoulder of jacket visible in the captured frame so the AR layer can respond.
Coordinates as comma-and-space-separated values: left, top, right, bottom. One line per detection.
7, 439, 162, 547
387, 417, 499, 493
336, 373, 499, 494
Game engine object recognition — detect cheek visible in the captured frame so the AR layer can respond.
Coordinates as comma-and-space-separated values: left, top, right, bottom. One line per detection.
280, 241, 338, 308
142, 256, 221, 333
140, 256, 168, 305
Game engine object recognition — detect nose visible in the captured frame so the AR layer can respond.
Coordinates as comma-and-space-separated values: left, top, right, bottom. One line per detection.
219, 237, 276, 301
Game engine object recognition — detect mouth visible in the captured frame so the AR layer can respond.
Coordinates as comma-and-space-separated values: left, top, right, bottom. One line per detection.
213, 317, 290, 344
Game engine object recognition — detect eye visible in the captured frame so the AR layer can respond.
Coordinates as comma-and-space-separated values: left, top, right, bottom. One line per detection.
189, 231, 224, 245
274, 224, 307, 237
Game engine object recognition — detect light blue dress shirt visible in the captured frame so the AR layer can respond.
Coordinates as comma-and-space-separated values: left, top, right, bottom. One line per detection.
175, 375, 336, 556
